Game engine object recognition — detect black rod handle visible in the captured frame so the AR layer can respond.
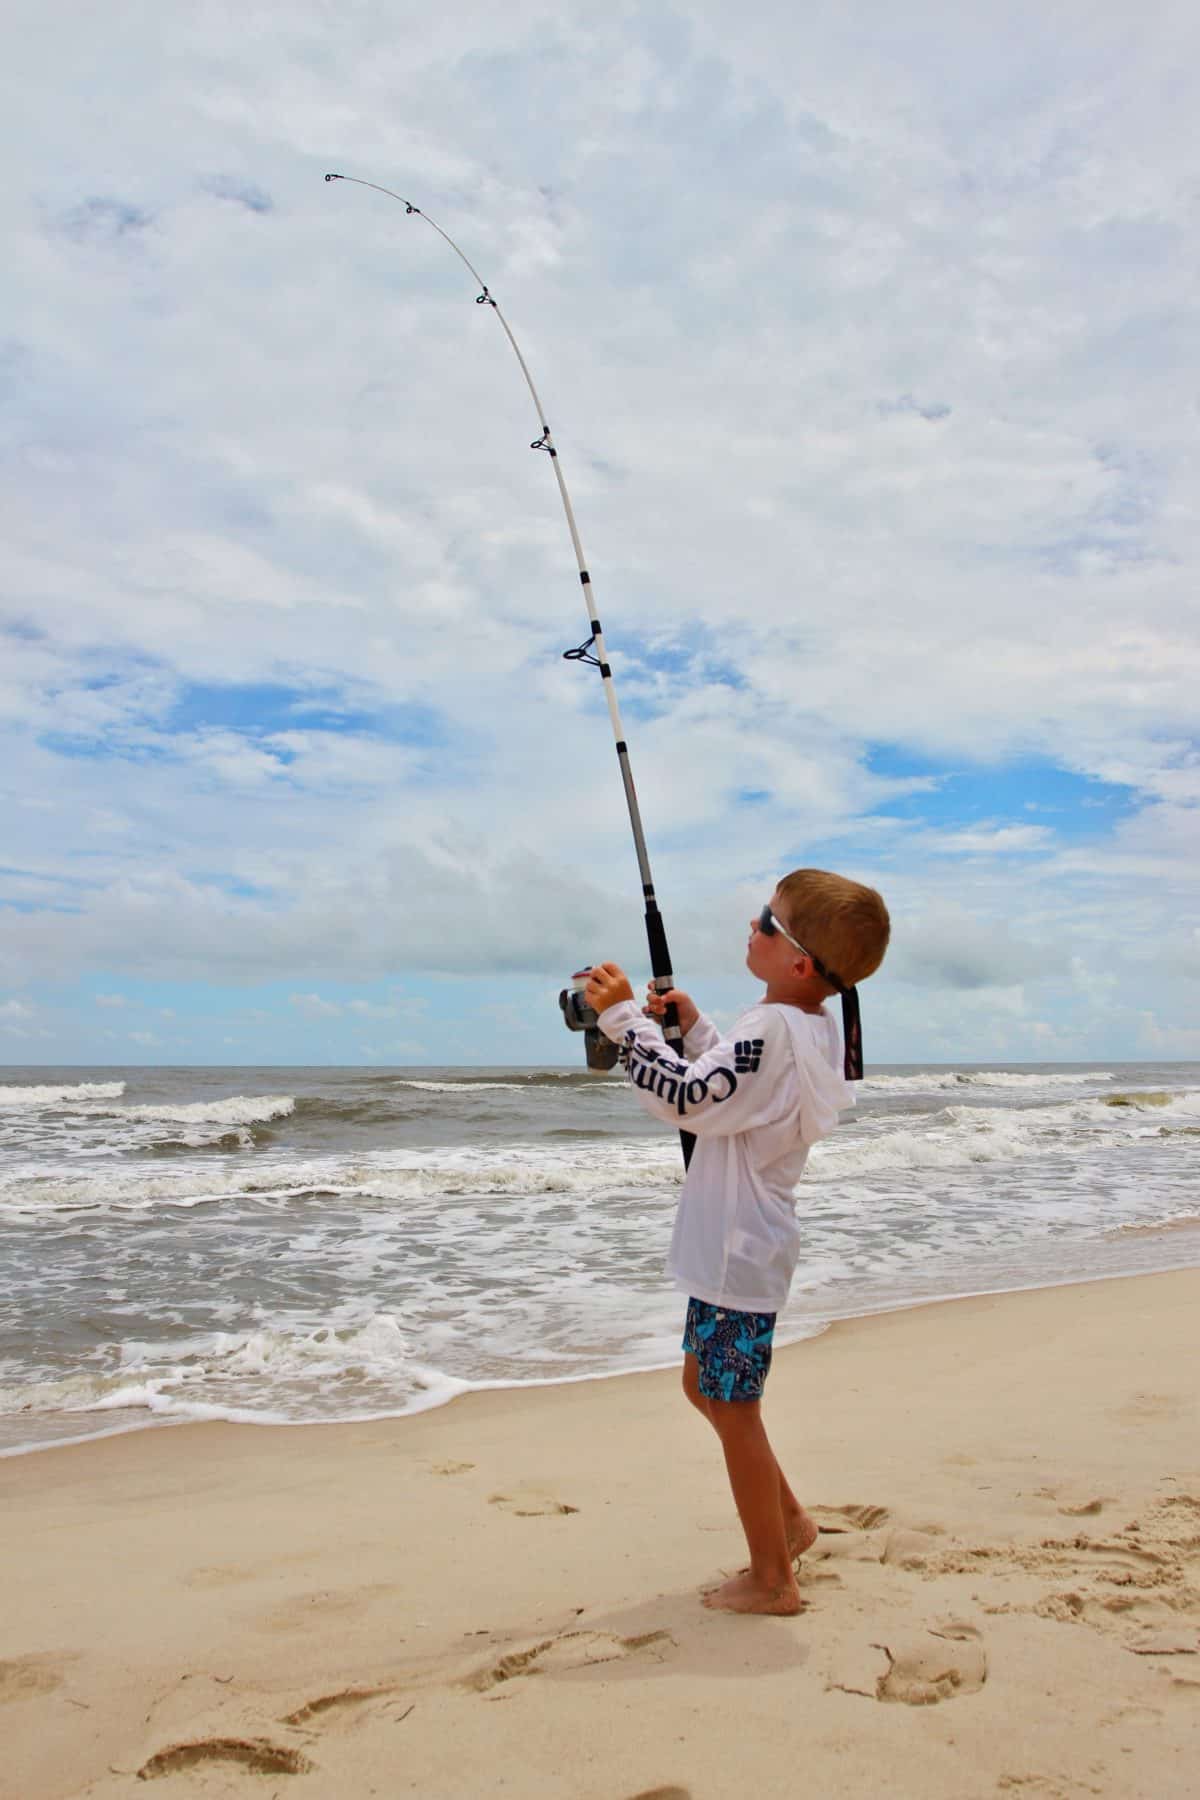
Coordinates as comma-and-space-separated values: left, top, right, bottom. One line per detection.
644, 903, 695, 1170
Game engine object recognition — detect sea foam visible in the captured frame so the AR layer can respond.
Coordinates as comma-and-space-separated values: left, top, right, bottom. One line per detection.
0, 1081, 126, 1107
119, 1095, 297, 1126
2, 1059, 1197, 1455
864, 1069, 1114, 1094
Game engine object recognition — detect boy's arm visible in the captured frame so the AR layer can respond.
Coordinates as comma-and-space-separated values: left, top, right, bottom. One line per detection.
597, 999, 792, 1138
681, 1012, 722, 1056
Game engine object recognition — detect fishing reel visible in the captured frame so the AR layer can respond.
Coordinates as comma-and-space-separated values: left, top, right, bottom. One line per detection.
558, 968, 621, 1073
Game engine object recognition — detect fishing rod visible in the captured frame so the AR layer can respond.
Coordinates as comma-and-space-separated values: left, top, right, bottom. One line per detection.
325, 172, 694, 1169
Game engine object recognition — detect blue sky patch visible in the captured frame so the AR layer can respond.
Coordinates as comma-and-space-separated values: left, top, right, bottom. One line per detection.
39, 731, 174, 764
205, 175, 273, 214
186, 873, 278, 902
60, 197, 152, 243
878, 393, 952, 421
603, 626, 747, 723
166, 681, 446, 746
865, 745, 1140, 840
2, 617, 45, 643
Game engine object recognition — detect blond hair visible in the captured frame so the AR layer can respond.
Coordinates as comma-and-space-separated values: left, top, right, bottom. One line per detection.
774, 869, 890, 990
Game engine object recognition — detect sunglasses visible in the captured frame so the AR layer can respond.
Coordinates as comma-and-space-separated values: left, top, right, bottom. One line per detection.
756, 904, 863, 1082
757, 904, 807, 954
757, 905, 832, 981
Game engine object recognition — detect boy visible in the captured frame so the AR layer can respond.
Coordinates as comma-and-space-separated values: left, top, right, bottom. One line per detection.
584, 868, 890, 1616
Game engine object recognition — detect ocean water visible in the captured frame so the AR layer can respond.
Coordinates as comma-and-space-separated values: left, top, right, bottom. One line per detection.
2, 1060, 1198, 1456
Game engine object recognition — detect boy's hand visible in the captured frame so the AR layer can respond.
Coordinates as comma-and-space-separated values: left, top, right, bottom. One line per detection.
644, 984, 699, 1036
584, 962, 635, 1013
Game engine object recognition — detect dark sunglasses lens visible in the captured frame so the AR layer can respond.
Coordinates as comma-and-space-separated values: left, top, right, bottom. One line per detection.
758, 905, 776, 935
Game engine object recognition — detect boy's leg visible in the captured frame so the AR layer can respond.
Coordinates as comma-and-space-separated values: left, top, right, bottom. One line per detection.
682, 1354, 818, 1561
776, 1464, 820, 1557
703, 1397, 801, 1614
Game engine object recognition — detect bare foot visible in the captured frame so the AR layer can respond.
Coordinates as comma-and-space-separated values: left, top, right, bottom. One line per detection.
702, 1571, 804, 1615
787, 1506, 820, 1561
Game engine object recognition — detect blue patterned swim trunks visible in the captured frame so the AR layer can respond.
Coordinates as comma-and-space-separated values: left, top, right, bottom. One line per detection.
682, 1297, 777, 1403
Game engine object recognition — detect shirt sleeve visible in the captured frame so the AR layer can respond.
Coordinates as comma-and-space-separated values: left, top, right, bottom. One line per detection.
597, 1000, 795, 1139
682, 1011, 721, 1057
792, 1022, 855, 1144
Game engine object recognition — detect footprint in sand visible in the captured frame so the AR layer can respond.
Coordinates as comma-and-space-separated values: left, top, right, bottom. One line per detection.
187, 1563, 258, 1589
138, 1738, 313, 1780
488, 1490, 579, 1518
1034, 1592, 1089, 1624
282, 1686, 401, 1729
1100, 1701, 1165, 1728
467, 1629, 674, 1692
812, 1502, 892, 1532
806, 1503, 893, 1566
0, 1653, 77, 1704
828, 1620, 987, 1706
1126, 1627, 1199, 1657
795, 1561, 843, 1591
1030, 1484, 1111, 1517
187, 1548, 313, 1589
881, 1527, 947, 1570
876, 1622, 987, 1705
255, 1583, 396, 1633
951, 1494, 1200, 1657
1112, 1391, 1183, 1425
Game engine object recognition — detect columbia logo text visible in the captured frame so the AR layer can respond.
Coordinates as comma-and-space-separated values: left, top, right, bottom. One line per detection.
623, 1032, 738, 1115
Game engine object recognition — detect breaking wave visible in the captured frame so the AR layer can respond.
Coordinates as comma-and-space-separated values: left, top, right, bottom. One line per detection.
813, 1089, 1199, 1178
865, 1069, 1113, 1094
3, 1058, 1197, 1455
0, 1081, 127, 1107
0, 1312, 475, 1428
121, 1095, 296, 1127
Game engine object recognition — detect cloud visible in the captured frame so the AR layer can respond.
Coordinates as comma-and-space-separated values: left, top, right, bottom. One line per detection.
290, 993, 342, 1018
1136, 1013, 1200, 1058
1166, 929, 1200, 983
358, 1039, 428, 1060
1, 1, 1198, 1060
203, 175, 273, 214
58, 196, 153, 244
878, 394, 952, 422
888, 908, 1060, 992
923, 824, 1057, 856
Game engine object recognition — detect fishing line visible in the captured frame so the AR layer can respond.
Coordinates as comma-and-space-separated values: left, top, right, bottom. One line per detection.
325, 172, 694, 1168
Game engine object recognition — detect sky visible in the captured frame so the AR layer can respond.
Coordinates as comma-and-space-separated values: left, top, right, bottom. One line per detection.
2, 0, 1199, 1066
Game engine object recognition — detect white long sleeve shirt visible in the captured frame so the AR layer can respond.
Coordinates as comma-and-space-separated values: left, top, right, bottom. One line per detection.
598, 997, 854, 1312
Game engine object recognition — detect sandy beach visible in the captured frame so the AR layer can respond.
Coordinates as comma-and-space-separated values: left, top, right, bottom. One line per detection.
3, 1268, 1198, 1800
